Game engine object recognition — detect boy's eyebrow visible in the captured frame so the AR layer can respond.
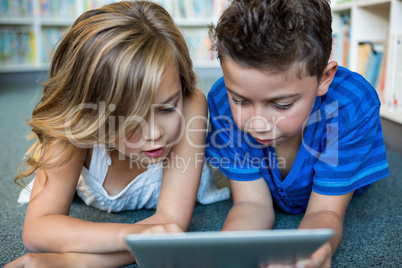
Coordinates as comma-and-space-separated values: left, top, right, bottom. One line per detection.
161, 89, 181, 104
226, 87, 300, 102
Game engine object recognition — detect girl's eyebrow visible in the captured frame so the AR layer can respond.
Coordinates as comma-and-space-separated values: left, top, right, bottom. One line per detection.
161, 90, 181, 104
226, 87, 300, 102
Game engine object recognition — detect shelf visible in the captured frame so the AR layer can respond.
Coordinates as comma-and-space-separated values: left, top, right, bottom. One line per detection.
193, 60, 220, 68
331, 0, 392, 11
357, 0, 391, 8
40, 18, 76, 27
175, 18, 216, 27
380, 106, 402, 124
0, 0, 228, 74
0, 64, 48, 73
331, 0, 402, 125
0, 18, 35, 25
332, 2, 353, 12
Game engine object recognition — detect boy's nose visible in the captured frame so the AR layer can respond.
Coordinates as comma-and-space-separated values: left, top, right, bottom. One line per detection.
247, 116, 272, 133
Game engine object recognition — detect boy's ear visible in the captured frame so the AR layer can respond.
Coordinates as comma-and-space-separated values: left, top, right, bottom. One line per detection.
317, 61, 338, 96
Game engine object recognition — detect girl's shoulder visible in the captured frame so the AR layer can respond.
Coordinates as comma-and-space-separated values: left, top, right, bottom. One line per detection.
41, 140, 89, 167
183, 88, 207, 118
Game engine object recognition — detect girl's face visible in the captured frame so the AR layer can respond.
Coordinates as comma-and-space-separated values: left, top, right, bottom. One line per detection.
115, 65, 184, 165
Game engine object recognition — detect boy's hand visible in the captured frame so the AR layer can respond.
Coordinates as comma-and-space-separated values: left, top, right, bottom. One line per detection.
261, 242, 332, 268
302, 242, 332, 268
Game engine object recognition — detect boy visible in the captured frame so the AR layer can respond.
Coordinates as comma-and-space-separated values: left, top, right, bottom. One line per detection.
205, 0, 389, 267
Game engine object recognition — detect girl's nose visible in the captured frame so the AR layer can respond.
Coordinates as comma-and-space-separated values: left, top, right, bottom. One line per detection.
143, 121, 164, 141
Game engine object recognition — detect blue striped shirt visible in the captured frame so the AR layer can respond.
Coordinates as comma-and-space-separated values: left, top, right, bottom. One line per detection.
205, 66, 389, 214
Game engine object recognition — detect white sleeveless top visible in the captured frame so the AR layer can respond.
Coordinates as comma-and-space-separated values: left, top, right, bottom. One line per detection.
18, 145, 230, 213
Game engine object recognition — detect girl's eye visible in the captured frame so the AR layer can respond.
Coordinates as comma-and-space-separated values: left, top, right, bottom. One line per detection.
274, 103, 293, 110
160, 105, 177, 114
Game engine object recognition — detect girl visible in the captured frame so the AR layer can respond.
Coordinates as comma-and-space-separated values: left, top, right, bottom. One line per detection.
7, 1, 229, 267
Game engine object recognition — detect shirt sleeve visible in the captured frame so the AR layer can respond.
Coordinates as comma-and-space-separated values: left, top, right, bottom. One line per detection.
313, 104, 389, 195
205, 88, 262, 181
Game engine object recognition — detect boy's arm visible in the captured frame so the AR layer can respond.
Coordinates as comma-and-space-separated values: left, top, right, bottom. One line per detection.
298, 191, 354, 267
222, 178, 275, 231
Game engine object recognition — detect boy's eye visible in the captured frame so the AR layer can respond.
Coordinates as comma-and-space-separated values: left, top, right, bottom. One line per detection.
274, 103, 293, 110
232, 98, 248, 105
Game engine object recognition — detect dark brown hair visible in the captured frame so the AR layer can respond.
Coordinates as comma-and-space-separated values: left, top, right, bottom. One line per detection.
211, 0, 332, 79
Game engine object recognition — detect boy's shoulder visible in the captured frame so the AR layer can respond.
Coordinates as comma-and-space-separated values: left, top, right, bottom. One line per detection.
322, 66, 381, 126
208, 76, 226, 99
328, 66, 381, 108
207, 76, 232, 117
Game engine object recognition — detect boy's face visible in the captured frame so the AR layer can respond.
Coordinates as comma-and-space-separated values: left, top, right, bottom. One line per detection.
221, 58, 320, 148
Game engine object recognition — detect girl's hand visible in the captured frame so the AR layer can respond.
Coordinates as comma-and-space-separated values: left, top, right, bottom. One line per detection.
141, 222, 184, 234
262, 242, 332, 268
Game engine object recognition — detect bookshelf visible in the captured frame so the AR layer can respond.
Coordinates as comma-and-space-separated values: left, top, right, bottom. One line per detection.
331, 0, 402, 125
0, 0, 229, 72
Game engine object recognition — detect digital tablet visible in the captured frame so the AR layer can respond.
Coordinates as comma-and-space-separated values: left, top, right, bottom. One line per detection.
126, 229, 334, 268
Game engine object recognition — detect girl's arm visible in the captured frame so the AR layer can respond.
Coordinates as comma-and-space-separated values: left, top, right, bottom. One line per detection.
22, 90, 208, 255
5, 251, 134, 268
22, 146, 178, 255
138, 89, 209, 230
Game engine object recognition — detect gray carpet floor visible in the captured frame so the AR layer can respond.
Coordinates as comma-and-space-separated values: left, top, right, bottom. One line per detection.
1, 80, 401, 267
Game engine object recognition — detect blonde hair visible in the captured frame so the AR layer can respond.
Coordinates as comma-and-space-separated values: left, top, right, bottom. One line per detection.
16, 1, 196, 189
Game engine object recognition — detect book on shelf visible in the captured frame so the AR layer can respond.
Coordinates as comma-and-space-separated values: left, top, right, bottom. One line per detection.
82, 0, 169, 11
0, 0, 33, 18
365, 43, 385, 89
0, 26, 35, 65
1, 0, 229, 71
357, 42, 372, 76
357, 42, 385, 89
83, 0, 120, 11
376, 44, 387, 104
181, 28, 215, 64
40, 0, 76, 18
173, 0, 229, 19
41, 27, 69, 63
332, 13, 350, 67
384, 33, 402, 111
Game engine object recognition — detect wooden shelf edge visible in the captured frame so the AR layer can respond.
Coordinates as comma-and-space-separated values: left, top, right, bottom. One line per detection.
356, 0, 391, 8
380, 106, 402, 125
0, 64, 48, 73
0, 18, 35, 25
331, 0, 392, 12
174, 18, 216, 27
331, 1, 354, 12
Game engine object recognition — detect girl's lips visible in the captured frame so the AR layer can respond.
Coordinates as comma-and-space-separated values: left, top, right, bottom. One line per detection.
254, 138, 274, 145
143, 147, 165, 158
